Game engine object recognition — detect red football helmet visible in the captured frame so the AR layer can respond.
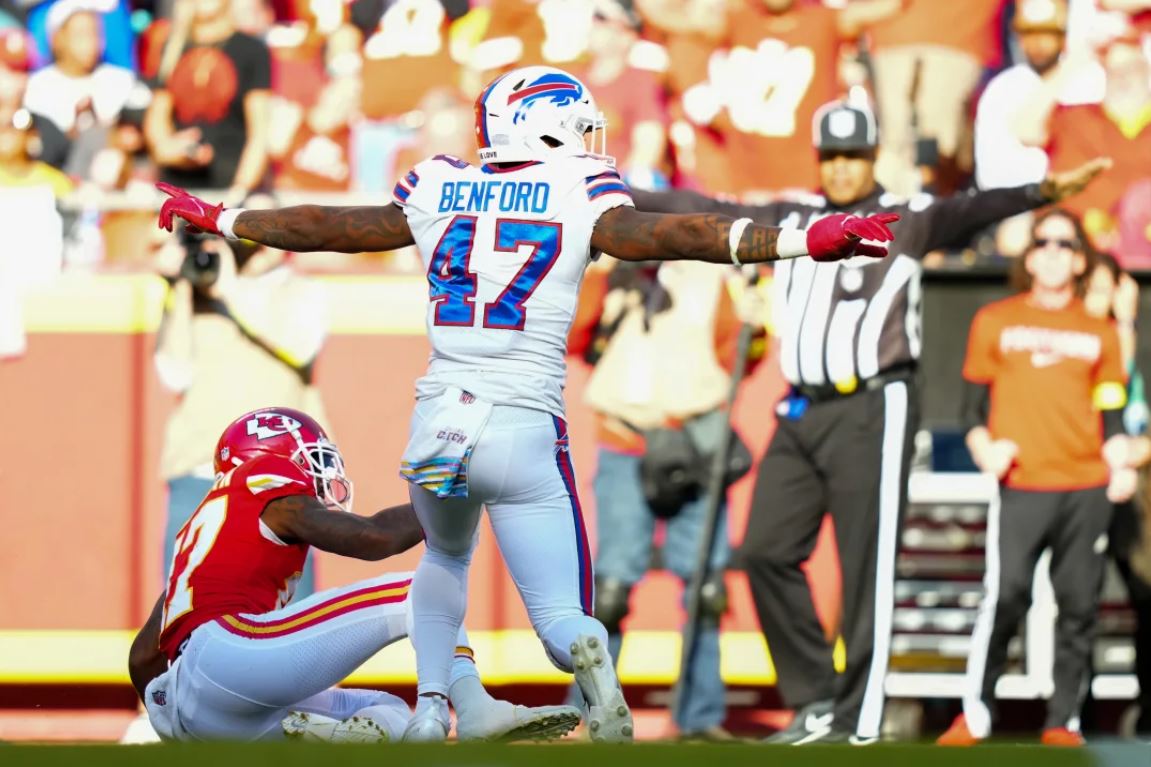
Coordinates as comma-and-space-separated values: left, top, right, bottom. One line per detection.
214, 407, 353, 512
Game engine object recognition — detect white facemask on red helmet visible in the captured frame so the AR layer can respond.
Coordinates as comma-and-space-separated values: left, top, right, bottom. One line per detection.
214, 407, 354, 513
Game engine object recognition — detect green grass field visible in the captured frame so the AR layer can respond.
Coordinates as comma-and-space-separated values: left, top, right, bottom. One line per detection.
3, 742, 1149, 767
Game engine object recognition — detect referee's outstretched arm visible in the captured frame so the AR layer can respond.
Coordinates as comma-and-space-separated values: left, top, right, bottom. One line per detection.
631, 188, 790, 227
905, 158, 1112, 254
633, 157, 1110, 262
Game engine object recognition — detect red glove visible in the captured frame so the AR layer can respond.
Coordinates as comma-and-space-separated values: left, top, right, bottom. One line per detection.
807, 212, 899, 262
157, 182, 225, 235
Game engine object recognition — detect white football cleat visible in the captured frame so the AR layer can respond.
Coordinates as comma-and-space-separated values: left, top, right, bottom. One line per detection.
571, 634, 633, 743
281, 711, 389, 743
402, 697, 451, 743
456, 700, 582, 742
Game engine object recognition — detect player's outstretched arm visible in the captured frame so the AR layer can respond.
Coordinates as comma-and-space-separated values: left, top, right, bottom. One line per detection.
128, 595, 168, 702
229, 204, 415, 253
156, 183, 416, 253
591, 206, 899, 264
261, 495, 425, 561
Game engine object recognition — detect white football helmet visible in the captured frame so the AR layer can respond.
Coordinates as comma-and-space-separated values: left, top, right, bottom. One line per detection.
474, 66, 608, 164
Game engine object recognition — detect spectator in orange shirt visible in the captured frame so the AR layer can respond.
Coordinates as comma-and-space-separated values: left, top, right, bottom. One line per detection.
270, 73, 358, 192
680, 0, 841, 195
1046, 36, 1151, 250
471, 0, 594, 78
867, 0, 1007, 196
939, 208, 1134, 748
360, 0, 461, 121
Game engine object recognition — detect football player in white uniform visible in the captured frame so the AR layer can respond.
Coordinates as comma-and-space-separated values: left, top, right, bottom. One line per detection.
157, 66, 900, 744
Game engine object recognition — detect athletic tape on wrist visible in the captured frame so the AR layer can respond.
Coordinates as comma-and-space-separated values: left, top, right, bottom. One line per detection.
218, 208, 246, 240
729, 217, 752, 265
777, 228, 808, 259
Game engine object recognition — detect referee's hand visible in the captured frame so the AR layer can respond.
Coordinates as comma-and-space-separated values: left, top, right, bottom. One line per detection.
1039, 157, 1112, 203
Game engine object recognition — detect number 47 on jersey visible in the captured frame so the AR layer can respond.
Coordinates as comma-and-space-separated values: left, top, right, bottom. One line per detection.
428, 215, 562, 331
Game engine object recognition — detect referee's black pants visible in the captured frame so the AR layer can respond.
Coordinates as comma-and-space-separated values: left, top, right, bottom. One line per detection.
963, 486, 1112, 736
742, 380, 917, 739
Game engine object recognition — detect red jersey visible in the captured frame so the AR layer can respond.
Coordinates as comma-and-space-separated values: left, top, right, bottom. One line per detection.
158, 454, 313, 660
1047, 103, 1151, 223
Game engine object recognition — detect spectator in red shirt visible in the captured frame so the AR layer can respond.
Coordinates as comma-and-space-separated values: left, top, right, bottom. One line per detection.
632, 0, 727, 192
1116, 177, 1151, 267
0, 27, 70, 168
1046, 36, 1151, 250
573, 3, 667, 182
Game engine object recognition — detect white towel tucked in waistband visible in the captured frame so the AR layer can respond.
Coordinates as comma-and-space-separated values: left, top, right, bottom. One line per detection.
400, 386, 493, 498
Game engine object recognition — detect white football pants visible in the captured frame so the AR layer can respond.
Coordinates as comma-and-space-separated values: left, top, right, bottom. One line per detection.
408, 403, 607, 696
146, 572, 475, 740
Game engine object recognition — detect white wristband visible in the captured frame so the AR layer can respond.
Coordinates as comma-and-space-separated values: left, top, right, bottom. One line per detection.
728, 217, 752, 265
777, 227, 808, 259
218, 208, 246, 240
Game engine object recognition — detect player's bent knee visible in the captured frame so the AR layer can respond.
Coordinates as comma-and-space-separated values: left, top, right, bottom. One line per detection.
594, 578, 631, 635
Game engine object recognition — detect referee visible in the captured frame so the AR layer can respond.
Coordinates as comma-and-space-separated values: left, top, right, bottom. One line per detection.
633, 101, 1108, 744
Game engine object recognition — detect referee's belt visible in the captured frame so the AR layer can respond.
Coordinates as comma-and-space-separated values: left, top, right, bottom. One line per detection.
793, 364, 916, 404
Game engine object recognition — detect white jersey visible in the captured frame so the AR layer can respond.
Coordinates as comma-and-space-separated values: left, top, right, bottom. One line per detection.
393, 154, 633, 416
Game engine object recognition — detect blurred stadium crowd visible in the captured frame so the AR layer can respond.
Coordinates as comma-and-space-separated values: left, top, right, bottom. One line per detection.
0, 0, 1147, 277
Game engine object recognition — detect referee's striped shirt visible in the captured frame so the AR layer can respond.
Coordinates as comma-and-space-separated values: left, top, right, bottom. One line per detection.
633, 183, 1049, 387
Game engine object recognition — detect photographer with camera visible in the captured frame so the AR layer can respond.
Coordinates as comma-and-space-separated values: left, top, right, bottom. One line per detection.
154, 194, 328, 598
564, 257, 768, 740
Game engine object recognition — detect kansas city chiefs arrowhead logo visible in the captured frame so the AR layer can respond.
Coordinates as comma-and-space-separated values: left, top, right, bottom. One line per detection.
246, 413, 303, 441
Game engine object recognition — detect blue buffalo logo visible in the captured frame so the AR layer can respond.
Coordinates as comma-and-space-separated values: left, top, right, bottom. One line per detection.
507, 73, 583, 124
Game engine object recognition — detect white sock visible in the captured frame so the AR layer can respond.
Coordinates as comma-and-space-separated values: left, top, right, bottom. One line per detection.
411, 548, 470, 697
413, 694, 448, 717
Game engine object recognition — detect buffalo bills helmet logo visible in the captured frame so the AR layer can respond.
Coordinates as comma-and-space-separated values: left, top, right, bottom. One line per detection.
508, 73, 584, 125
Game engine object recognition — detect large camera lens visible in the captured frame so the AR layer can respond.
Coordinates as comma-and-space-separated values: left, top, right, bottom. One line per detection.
178, 228, 220, 289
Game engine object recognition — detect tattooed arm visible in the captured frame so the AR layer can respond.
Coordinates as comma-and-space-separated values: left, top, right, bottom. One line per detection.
590, 206, 781, 264
231, 203, 415, 253
592, 206, 899, 264
261, 495, 424, 561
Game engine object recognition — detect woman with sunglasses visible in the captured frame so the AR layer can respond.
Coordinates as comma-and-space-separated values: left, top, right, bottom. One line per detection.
939, 208, 1135, 747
